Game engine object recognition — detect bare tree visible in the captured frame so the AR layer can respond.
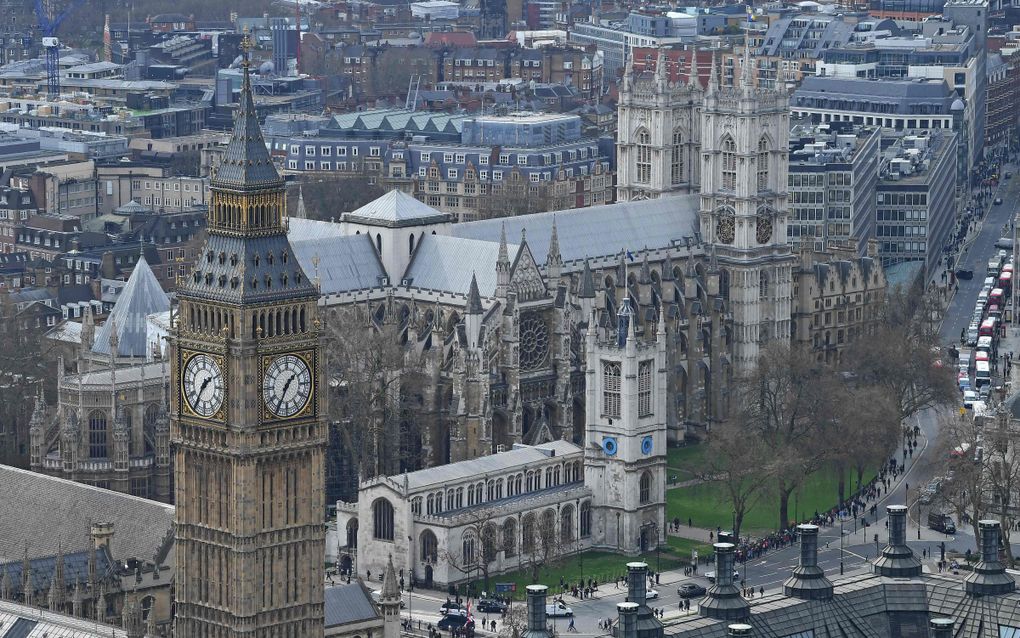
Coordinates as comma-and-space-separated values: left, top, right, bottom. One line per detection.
705, 418, 771, 540
324, 314, 428, 485
497, 603, 529, 638
518, 508, 566, 584
832, 382, 901, 503
935, 411, 988, 552
439, 512, 503, 589
733, 342, 840, 530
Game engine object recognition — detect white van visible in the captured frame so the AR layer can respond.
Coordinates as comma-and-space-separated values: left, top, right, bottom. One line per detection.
546, 601, 574, 617
976, 360, 991, 387
967, 324, 980, 346
985, 276, 997, 288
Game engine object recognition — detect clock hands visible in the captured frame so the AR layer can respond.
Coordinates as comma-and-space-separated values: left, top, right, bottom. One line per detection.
276, 373, 297, 413
199, 375, 213, 398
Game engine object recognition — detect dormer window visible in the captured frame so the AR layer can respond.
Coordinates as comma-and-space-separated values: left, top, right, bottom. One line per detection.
267, 253, 274, 266
254, 255, 260, 267
219, 275, 227, 287
264, 274, 272, 288
218, 252, 226, 265
230, 254, 239, 266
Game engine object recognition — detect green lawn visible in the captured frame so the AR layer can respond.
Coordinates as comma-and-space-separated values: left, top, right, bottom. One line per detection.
465, 548, 688, 600
667, 464, 875, 535
666, 536, 714, 560
666, 444, 709, 481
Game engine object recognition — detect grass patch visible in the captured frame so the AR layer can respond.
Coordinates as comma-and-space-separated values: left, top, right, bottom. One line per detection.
465, 548, 687, 600
666, 444, 709, 480
666, 536, 713, 560
667, 465, 876, 535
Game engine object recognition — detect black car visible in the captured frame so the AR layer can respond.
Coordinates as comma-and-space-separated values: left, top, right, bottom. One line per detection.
476, 599, 508, 613
956, 269, 974, 280
995, 197, 1003, 205
677, 583, 707, 598
438, 615, 474, 631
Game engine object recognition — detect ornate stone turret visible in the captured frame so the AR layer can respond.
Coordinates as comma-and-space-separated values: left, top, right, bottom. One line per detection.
48, 546, 66, 611
21, 551, 33, 607
688, 48, 700, 88
72, 577, 83, 617
380, 556, 401, 638
465, 273, 483, 350
546, 216, 563, 280
0, 567, 11, 600
123, 593, 144, 638
294, 183, 308, 219
496, 223, 511, 298
29, 382, 47, 468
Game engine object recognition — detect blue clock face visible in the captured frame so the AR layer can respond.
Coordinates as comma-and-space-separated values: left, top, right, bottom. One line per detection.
602, 436, 618, 456
641, 436, 654, 455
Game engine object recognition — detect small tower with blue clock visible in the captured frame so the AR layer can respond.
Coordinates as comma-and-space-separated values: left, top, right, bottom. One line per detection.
583, 299, 667, 554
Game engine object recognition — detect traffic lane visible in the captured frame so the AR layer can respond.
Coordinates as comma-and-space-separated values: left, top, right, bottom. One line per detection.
940, 173, 1019, 345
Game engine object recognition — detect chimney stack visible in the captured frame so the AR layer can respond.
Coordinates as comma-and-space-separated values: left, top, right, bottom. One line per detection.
626, 562, 647, 603
783, 524, 833, 600
617, 602, 639, 638
873, 505, 921, 577
524, 585, 552, 638
699, 543, 750, 621
930, 618, 954, 638
964, 520, 1016, 596
90, 522, 114, 557
623, 562, 663, 638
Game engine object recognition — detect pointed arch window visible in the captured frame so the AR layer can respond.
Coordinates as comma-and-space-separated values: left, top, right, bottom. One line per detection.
671, 129, 684, 185
721, 136, 736, 191
636, 129, 651, 184
757, 137, 770, 192
759, 271, 769, 300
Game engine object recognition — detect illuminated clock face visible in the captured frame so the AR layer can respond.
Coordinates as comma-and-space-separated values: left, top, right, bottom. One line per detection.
263, 354, 312, 418
183, 353, 224, 418
716, 211, 735, 244
756, 212, 774, 244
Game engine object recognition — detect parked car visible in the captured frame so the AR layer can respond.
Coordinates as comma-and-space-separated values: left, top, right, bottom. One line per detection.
476, 599, 508, 613
995, 197, 1003, 205
440, 602, 467, 616
678, 583, 707, 598
438, 615, 473, 631
646, 589, 659, 600
956, 269, 974, 280
997, 238, 1014, 250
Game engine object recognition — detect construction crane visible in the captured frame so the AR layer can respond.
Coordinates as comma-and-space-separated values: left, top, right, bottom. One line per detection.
33, 0, 86, 98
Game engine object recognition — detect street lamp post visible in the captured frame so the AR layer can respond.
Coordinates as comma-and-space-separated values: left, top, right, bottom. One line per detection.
840, 516, 844, 575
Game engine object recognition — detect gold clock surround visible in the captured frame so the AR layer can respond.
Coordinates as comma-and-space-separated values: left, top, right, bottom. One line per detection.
179, 349, 227, 421
259, 350, 316, 421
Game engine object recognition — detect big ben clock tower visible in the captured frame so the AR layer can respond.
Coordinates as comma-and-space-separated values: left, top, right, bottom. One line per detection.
171, 34, 326, 637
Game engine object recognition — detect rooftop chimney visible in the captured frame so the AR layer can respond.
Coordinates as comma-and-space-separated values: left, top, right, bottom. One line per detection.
964, 520, 1016, 596
727, 624, 752, 637
617, 602, 639, 638
699, 543, 750, 621
784, 524, 833, 600
523, 585, 552, 638
930, 618, 954, 638
90, 522, 114, 557
624, 562, 663, 638
873, 505, 922, 577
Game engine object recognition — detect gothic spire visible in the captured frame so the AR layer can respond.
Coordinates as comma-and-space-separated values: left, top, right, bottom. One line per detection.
662, 253, 675, 281
29, 382, 46, 432
639, 252, 652, 285
496, 223, 510, 298
466, 273, 483, 315
655, 47, 668, 85
740, 29, 754, 90
210, 28, 284, 194
21, 549, 32, 606
546, 216, 562, 273
708, 51, 719, 93
381, 555, 399, 601
295, 183, 307, 219
688, 48, 700, 88
0, 567, 10, 600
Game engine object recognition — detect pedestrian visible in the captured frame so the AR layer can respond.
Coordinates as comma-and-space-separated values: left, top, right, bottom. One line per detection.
759, 587, 764, 597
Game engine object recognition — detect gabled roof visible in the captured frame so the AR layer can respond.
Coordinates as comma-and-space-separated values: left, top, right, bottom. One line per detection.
342, 191, 452, 228
0, 465, 174, 564
325, 582, 381, 627
291, 234, 387, 294
403, 234, 519, 297
91, 255, 169, 358
403, 440, 580, 491
451, 196, 700, 264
